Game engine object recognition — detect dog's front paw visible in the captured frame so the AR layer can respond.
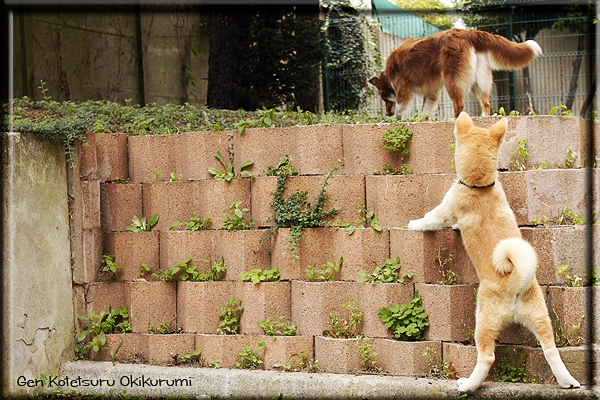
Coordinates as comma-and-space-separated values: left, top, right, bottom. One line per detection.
407, 219, 424, 230
457, 377, 479, 393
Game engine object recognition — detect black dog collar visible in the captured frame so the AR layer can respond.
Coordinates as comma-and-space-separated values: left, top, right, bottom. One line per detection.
459, 180, 495, 189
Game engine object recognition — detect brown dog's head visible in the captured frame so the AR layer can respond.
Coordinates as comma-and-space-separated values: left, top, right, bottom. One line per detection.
369, 71, 396, 117
454, 112, 507, 188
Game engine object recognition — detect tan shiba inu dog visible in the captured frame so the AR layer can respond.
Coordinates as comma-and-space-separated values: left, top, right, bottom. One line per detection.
407, 112, 580, 392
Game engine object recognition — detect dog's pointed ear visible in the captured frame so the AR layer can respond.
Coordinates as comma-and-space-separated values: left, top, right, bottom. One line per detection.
368, 76, 380, 88
489, 118, 508, 143
455, 111, 473, 139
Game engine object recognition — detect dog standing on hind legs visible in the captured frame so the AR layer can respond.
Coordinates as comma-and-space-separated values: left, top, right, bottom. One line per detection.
407, 112, 580, 392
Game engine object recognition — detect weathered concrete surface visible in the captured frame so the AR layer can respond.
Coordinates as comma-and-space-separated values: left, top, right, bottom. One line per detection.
56, 361, 599, 399
2, 132, 74, 397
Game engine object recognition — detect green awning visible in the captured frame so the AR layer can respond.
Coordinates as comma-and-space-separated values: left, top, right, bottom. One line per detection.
371, 0, 442, 38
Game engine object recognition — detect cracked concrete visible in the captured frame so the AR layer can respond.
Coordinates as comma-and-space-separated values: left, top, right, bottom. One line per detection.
3, 132, 75, 397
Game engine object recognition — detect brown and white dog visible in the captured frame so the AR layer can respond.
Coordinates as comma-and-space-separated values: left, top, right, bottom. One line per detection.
408, 112, 580, 392
369, 28, 542, 118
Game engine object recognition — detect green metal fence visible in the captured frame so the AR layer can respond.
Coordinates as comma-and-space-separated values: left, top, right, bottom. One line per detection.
322, 7, 596, 119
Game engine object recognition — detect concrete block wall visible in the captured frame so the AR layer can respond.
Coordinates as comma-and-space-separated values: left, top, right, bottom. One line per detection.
70, 118, 598, 384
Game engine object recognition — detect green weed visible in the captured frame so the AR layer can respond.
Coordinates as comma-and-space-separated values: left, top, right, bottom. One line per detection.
170, 214, 211, 231
337, 204, 382, 234
306, 257, 343, 282
235, 342, 266, 370
358, 256, 413, 284
126, 214, 159, 232
435, 247, 457, 285
240, 267, 280, 283
218, 298, 243, 335
209, 150, 253, 181
258, 316, 297, 336
323, 300, 362, 339
378, 291, 429, 341
221, 201, 254, 231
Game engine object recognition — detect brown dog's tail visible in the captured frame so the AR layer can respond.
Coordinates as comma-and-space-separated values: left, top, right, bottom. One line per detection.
492, 237, 537, 293
466, 30, 542, 71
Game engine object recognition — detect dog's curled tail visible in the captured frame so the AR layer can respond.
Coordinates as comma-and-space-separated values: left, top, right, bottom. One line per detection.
468, 30, 542, 71
492, 237, 537, 292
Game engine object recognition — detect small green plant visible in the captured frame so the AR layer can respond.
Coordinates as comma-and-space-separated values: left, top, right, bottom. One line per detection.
492, 347, 535, 383
235, 108, 276, 133
532, 215, 550, 227
208, 150, 253, 181
221, 201, 254, 231
258, 316, 297, 336
510, 138, 529, 171
102, 254, 122, 276
139, 261, 152, 278
196, 257, 226, 282
338, 204, 382, 234
356, 336, 382, 373
148, 320, 177, 335
382, 125, 413, 157
423, 347, 455, 379
263, 155, 299, 176
152, 258, 198, 282
435, 247, 457, 285
218, 298, 243, 335
549, 104, 573, 116
373, 163, 400, 175
274, 350, 319, 372
556, 206, 584, 225
77, 307, 132, 358
175, 349, 203, 365
240, 267, 280, 283
357, 256, 413, 284
126, 214, 159, 232
378, 291, 429, 341
306, 257, 343, 282
170, 214, 211, 231
323, 300, 362, 339
235, 342, 266, 370
556, 264, 582, 287
38, 80, 52, 102
113, 176, 130, 184
154, 171, 183, 182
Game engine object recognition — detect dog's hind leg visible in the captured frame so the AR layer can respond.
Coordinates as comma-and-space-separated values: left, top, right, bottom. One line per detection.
516, 286, 580, 389
458, 288, 505, 392
472, 83, 491, 117
421, 86, 443, 118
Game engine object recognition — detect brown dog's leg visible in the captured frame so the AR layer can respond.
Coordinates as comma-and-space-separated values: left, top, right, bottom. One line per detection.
517, 286, 580, 388
472, 83, 491, 116
445, 84, 465, 118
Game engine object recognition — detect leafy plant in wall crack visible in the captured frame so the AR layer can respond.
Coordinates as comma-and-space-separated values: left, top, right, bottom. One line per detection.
323, 300, 362, 339
491, 347, 536, 383
102, 254, 122, 277
218, 298, 243, 335
337, 203, 382, 234
510, 138, 529, 171
170, 214, 211, 231
235, 342, 266, 370
209, 150, 253, 181
126, 214, 159, 232
221, 201, 254, 231
357, 336, 382, 373
148, 320, 179, 335
262, 160, 343, 258
240, 267, 280, 283
556, 264, 582, 287
435, 247, 457, 285
258, 316, 297, 336
77, 307, 132, 359
378, 291, 429, 341
382, 125, 413, 173
306, 257, 343, 282
358, 256, 413, 284
262, 154, 299, 177
274, 350, 320, 372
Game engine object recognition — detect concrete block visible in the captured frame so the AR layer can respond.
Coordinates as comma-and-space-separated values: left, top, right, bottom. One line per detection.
251, 175, 364, 228
366, 174, 456, 228
195, 334, 267, 369
159, 230, 215, 276
100, 183, 142, 232
343, 122, 455, 176
233, 125, 343, 177
262, 335, 314, 371
499, 171, 529, 226
314, 336, 363, 374
95, 333, 145, 362
390, 228, 475, 285
183, 130, 232, 181
291, 281, 359, 336
177, 282, 240, 334
81, 180, 101, 230
107, 232, 160, 282
128, 134, 185, 183
415, 284, 477, 342
240, 282, 292, 335
332, 228, 390, 282
85, 282, 127, 315
373, 338, 442, 376
141, 181, 197, 231
546, 286, 595, 347
78, 134, 99, 180
197, 179, 253, 229
125, 282, 177, 333
216, 230, 271, 281
272, 228, 335, 281
95, 133, 129, 182
143, 333, 196, 365
81, 228, 103, 283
